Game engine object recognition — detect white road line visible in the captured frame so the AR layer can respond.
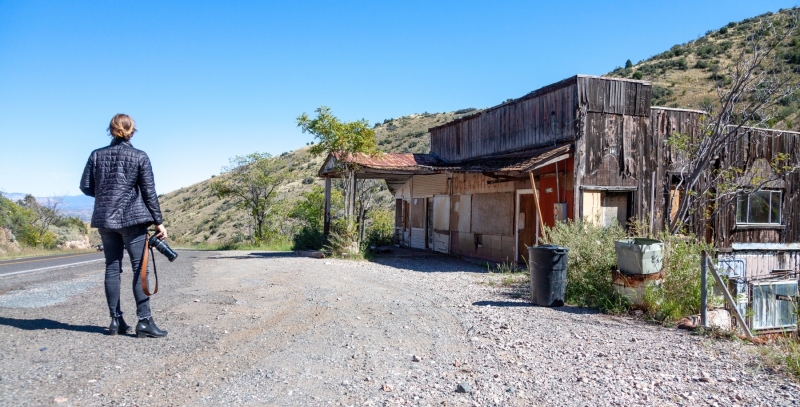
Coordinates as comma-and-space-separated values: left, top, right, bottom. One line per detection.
0, 256, 124, 277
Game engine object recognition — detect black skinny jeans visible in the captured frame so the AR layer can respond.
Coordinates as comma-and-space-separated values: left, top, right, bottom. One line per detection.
99, 225, 152, 320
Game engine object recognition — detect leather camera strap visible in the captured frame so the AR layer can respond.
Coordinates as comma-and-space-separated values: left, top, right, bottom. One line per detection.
140, 233, 159, 296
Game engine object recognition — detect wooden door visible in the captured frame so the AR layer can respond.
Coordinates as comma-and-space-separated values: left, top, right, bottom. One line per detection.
518, 193, 537, 263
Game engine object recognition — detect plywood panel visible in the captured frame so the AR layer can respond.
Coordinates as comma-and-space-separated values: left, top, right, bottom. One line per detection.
472, 192, 514, 235
582, 191, 602, 225
410, 228, 426, 249
603, 192, 628, 227
433, 232, 449, 253
450, 194, 472, 233
410, 198, 425, 229
433, 195, 450, 231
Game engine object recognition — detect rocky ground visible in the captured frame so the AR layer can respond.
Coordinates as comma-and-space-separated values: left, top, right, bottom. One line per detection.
0, 249, 797, 406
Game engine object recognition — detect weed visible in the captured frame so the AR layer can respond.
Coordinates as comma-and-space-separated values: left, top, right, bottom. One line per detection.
541, 220, 629, 313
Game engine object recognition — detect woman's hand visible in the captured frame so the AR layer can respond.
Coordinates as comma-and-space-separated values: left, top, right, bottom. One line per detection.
154, 224, 168, 240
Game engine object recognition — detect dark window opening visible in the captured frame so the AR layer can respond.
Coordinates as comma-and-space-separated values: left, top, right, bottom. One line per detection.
736, 190, 782, 225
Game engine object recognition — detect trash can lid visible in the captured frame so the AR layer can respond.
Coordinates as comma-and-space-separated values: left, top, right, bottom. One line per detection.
529, 244, 569, 252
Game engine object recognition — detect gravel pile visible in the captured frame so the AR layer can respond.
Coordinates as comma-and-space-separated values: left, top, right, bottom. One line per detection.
0, 249, 797, 406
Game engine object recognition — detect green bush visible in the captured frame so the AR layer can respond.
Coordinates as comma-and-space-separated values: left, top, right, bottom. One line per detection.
292, 226, 325, 250
365, 209, 394, 247
541, 220, 628, 313
642, 231, 715, 321
325, 219, 360, 257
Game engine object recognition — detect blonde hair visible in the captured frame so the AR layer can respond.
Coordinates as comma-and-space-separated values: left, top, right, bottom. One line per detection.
108, 114, 137, 140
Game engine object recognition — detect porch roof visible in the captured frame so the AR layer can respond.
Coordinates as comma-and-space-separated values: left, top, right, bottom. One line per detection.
317, 143, 573, 192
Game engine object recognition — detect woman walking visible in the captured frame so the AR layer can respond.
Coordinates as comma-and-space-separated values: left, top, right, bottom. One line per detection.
80, 114, 168, 338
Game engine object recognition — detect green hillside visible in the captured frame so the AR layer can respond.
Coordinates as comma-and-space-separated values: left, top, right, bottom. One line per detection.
160, 110, 473, 245
608, 8, 799, 129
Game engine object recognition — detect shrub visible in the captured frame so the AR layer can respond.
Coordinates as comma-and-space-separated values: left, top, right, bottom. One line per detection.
292, 226, 325, 250
541, 220, 628, 313
365, 209, 394, 247
632, 71, 643, 80
628, 223, 715, 322
455, 108, 477, 115
325, 219, 360, 257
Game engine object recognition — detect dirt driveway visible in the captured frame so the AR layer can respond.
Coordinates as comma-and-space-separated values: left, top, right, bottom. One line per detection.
0, 249, 797, 406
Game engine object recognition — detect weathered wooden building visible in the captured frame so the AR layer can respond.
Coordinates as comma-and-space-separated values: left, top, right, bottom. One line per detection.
319, 74, 800, 332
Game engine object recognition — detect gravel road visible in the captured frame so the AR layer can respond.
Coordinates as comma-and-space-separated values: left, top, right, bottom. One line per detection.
0, 249, 797, 406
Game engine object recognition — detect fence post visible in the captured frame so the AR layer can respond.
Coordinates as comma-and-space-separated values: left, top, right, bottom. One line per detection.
701, 250, 708, 328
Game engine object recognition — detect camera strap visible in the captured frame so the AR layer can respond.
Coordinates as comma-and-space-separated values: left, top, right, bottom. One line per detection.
140, 233, 159, 296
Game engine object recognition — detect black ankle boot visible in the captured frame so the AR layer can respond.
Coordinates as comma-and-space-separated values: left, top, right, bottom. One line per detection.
108, 316, 130, 336
135, 317, 168, 338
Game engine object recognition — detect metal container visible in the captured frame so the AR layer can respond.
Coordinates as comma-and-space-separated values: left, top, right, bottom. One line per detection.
614, 238, 663, 275
528, 245, 569, 307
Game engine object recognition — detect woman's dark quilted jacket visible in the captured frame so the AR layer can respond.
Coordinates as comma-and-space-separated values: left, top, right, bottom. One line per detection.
80, 138, 163, 229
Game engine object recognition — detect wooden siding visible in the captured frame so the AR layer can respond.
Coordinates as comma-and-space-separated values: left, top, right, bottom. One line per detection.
715, 129, 800, 248
430, 84, 577, 162
430, 76, 651, 162
576, 76, 651, 116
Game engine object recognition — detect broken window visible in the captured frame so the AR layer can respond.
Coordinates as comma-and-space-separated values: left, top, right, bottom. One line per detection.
736, 190, 782, 225
751, 280, 797, 331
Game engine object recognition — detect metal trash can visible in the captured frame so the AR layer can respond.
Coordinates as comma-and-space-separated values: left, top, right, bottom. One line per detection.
614, 238, 663, 275
528, 245, 569, 307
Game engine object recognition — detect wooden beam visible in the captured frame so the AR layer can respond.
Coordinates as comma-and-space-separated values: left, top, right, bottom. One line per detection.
528, 171, 544, 243
704, 252, 754, 339
324, 176, 331, 236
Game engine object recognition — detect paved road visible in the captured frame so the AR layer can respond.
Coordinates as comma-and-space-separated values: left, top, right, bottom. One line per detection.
0, 252, 107, 277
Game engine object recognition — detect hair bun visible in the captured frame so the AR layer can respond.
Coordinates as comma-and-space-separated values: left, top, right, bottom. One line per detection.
108, 114, 137, 140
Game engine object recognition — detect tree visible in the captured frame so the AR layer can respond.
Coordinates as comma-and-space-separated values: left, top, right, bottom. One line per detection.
19, 195, 63, 247
668, 13, 800, 233
625, 59, 633, 69
289, 185, 326, 231
353, 179, 393, 242
296, 106, 377, 221
210, 153, 287, 242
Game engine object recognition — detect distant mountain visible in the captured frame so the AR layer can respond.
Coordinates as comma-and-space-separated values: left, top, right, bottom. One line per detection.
1, 193, 94, 222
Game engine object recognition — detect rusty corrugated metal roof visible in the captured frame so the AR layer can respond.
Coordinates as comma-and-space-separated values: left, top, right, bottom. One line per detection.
454, 144, 572, 173
320, 143, 572, 177
343, 152, 444, 170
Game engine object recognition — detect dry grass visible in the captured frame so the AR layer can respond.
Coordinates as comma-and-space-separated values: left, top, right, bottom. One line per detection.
0, 248, 96, 261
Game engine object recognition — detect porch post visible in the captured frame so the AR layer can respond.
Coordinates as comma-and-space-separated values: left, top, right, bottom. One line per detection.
324, 176, 331, 236
528, 171, 544, 244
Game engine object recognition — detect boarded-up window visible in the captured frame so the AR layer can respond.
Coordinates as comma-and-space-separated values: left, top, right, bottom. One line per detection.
471, 192, 513, 235
582, 190, 629, 227
433, 195, 450, 232
450, 195, 472, 233
410, 198, 425, 229
582, 191, 602, 224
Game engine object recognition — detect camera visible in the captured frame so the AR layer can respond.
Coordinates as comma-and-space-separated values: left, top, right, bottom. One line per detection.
149, 235, 178, 262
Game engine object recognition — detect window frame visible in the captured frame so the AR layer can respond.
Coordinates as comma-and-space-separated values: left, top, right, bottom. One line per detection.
735, 190, 783, 227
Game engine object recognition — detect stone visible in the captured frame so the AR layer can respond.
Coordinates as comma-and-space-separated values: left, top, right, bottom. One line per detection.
456, 382, 471, 393
412, 354, 421, 362
382, 383, 392, 392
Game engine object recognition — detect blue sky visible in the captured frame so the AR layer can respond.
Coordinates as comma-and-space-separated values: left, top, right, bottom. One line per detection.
0, 0, 796, 196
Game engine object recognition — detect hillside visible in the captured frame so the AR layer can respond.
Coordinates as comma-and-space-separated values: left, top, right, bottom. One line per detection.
608, 8, 800, 130
162, 8, 800, 245
159, 110, 474, 244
